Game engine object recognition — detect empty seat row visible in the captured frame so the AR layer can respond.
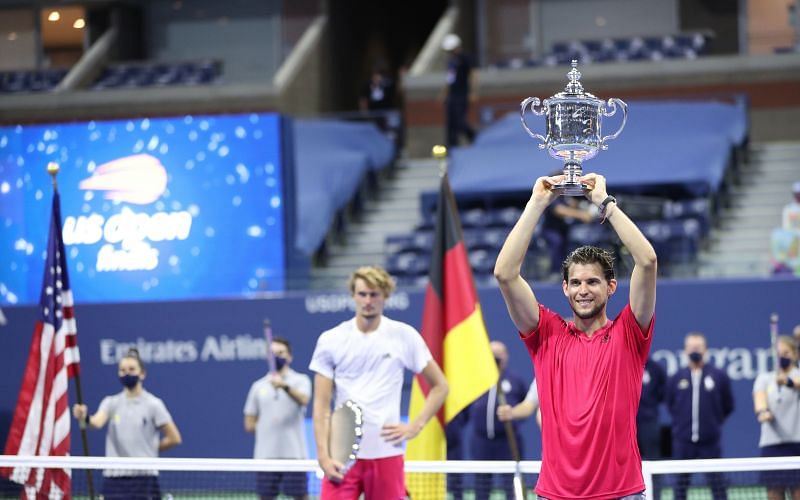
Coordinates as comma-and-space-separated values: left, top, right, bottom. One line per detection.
0, 68, 68, 93
386, 201, 709, 285
92, 60, 221, 90
490, 32, 711, 71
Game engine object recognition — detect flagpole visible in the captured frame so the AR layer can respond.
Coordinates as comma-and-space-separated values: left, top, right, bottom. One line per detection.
48, 163, 96, 500
432, 144, 447, 177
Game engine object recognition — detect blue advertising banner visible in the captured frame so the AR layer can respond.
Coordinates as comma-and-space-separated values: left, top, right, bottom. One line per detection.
0, 113, 287, 304
0, 277, 798, 461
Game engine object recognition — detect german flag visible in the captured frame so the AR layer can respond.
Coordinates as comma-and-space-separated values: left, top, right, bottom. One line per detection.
406, 170, 499, 498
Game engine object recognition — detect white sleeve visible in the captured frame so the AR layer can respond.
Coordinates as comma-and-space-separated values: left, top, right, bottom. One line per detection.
296, 374, 312, 402
753, 372, 770, 394
151, 397, 173, 428
97, 395, 114, 415
308, 333, 335, 379
403, 325, 433, 374
243, 382, 259, 416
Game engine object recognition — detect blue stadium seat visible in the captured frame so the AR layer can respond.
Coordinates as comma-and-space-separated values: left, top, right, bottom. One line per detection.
91, 60, 221, 90
468, 248, 498, 276
489, 206, 522, 227
461, 207, 491, 228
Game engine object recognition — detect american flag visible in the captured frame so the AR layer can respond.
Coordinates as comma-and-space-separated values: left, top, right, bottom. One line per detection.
2, 190, 80, 499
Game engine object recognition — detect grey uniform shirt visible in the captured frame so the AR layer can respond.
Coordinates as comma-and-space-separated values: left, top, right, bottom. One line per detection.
98, 389, 173, 476
244, 369, 311, 459
753, 368, 800, 447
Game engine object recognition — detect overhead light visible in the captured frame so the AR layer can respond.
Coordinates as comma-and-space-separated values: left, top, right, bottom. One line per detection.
73, 18, 85, 29
47, 11, 60, 22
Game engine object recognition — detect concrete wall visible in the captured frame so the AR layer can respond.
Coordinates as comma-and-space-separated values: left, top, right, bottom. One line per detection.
0, 8, 37, 70
144, 0, 282, 83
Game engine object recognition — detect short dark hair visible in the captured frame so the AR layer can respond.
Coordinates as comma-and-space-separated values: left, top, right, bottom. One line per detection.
122, 348, 145, 372
272, 336, 291, 355
562, 245, 616, 283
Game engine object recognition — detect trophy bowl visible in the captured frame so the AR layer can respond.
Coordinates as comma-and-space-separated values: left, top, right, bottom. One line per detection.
520, 60, 628, 196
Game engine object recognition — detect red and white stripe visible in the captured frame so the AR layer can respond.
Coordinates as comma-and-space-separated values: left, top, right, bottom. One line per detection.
3, 289, 79, 499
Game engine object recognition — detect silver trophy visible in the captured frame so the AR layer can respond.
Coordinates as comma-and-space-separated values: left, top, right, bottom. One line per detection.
520, 60, 627, 195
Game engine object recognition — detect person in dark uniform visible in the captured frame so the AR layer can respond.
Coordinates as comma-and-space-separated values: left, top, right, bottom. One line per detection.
638, 357, 667, 459
359, 65, 396, 112
465, 340, 529, 500
441, 33, 476, 149
666, 332, 734, 500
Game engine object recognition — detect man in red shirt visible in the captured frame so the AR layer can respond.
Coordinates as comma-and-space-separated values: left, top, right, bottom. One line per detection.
494, 173, 657, 500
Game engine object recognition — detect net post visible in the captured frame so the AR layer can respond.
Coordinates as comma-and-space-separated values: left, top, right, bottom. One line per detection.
642, 460, 654, 500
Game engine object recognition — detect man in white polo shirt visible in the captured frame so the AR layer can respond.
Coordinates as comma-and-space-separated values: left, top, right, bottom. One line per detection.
310, 266, 449, 499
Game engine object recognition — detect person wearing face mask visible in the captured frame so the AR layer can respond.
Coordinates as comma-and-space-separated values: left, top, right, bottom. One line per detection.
752, 335, 800, 500
72, 348, 182, 500
244, 337, 311, 500
665, 333, 734, 500
462, 340, 529, 500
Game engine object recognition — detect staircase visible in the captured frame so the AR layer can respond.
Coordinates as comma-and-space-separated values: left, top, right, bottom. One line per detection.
309, 158, 442, 290
698, 142, 800, 278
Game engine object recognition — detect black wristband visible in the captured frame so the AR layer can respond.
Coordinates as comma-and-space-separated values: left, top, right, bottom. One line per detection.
84, 413, 90, 425
787, 377, 795, 388
600, 195, 617, 212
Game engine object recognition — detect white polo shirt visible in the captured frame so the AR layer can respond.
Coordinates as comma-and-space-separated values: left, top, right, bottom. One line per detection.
309, 316, 432, 459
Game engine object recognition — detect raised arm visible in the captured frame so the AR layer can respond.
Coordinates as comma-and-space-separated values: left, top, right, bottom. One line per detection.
582, 173, 657, 331
494, 176, 561, 333
312, 373, 344, 482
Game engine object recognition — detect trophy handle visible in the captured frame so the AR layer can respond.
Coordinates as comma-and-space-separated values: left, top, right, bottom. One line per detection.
600, 98, 628, 149
520, 97, 547, 148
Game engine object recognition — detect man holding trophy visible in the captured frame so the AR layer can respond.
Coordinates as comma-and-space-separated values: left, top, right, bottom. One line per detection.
494, 61, 658, 499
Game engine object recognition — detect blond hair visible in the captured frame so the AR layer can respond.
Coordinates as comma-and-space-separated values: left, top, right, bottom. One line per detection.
777, 335, 798, 355
348, 266, 396, 297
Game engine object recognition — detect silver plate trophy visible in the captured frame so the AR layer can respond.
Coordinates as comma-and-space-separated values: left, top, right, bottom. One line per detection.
328, 400, 363, 474
520, 60, 628, 196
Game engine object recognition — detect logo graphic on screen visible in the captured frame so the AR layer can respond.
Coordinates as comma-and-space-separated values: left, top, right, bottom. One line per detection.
67, 154, 190, 272
78, 154, 168, 204
0, 113, 287, 304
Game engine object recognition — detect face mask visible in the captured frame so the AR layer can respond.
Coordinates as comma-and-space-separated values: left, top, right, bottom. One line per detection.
494, 357, 502, 367
120, 374, 139, 389
688, 352, 703, 364
274, 356, 288, 371
779, 357, 793, 370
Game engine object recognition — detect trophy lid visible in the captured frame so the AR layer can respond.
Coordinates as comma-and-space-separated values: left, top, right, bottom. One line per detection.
552, 60, 599, 101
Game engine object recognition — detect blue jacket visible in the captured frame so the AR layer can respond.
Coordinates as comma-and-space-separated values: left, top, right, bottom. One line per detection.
466, 369, 529, 440
638, 358, 666, 423
666, 364, 734, 445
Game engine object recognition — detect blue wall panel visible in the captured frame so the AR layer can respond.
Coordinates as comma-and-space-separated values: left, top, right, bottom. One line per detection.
1, 277, 798, 460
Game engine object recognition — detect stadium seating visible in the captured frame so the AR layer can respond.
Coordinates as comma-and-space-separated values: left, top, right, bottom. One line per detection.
91, 60, 222, 90
489, 32, 712, 71
0, 68, 68, 93
386, 95, 745, 284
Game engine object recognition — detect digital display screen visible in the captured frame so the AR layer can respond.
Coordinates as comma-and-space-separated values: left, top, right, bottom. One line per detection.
0, 113, 287, 305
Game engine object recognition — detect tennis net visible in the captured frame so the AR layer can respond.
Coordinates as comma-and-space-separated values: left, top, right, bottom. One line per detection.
0, 455, 797, 499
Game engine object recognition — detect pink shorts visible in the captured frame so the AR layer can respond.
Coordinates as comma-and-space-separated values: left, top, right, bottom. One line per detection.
321, 455, 406, 500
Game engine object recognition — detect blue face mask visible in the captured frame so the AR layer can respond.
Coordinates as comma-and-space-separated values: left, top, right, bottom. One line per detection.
779, 357, 793, 370
688, 352, 703, 364
274, 356, 288, 371
120, 374, 140, 389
